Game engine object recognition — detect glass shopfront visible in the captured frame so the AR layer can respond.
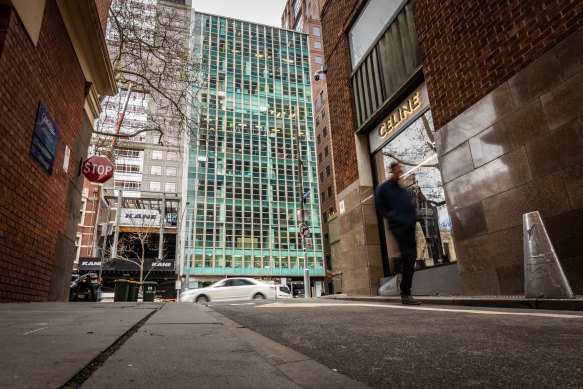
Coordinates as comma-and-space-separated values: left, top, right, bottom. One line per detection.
371, 84, 457, 274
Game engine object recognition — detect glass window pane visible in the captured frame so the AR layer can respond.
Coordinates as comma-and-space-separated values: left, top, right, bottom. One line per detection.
348, 0, 400, 68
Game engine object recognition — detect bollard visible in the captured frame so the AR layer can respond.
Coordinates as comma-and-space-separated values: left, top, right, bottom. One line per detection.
523, 211, 573, 299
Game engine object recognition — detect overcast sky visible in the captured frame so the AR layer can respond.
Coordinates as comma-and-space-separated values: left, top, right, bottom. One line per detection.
191, 0, 288, 27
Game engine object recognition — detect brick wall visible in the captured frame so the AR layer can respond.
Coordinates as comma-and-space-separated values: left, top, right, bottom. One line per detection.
0, 1, 86, 302
96, 0, 112, 36
320, 0, 361, 194
413, 0, 583, 130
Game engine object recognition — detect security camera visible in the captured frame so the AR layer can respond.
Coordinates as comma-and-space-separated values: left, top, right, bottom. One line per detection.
314, 64, 328, 81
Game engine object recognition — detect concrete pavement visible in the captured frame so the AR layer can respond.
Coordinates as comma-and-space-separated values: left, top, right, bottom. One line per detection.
0, 302, 368, 389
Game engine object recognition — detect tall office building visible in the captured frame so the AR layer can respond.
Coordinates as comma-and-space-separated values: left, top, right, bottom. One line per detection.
183, 12, 325, 295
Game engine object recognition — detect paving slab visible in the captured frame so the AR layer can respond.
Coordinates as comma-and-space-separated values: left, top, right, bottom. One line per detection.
82, 304, 300, 389
0, 302, 159, 389
147, 302, 218, 324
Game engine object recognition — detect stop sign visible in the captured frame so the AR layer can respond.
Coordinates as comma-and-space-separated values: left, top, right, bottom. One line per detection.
82, 156, 114, 183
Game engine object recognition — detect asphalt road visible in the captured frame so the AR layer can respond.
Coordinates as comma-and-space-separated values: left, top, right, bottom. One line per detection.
210, 299, 583, 389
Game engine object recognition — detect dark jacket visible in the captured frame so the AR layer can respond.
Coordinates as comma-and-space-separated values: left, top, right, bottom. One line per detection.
375, 179, 416, 233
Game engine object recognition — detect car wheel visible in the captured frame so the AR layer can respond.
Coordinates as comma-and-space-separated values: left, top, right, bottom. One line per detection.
196, 295, 209, 303
253, 293, 266, 300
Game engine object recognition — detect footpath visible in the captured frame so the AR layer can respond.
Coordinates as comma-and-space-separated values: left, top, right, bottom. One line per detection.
0, 302, 368, 389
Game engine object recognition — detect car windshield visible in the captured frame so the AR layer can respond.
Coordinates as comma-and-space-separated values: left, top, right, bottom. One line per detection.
279, 286, 290, 294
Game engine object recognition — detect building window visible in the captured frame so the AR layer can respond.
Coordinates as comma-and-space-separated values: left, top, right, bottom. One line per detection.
313, 26, 320, 36
322, 211, 328, 223
323, 126, 328, 137
150, 181, 161, 191
151, 165, 162, 175
316, 116, 320, 126
324, 233, 329, 245
326, 165, 331, 177
314, 40, 322, 49
314, 99, 319, 112
315, 56, 323, 64
318, 153, 322, 163
165, 182, 176, 192
324, 146, 329, 157
321, 191, 325, 201
321, 108, 326, 119
317, 134, 321, 145
167, 151, 178, 161
327, 186, 332, 198
294, 16, 303, 32
166, 166, 177, 176
320, 90, 325, 103
349, 0, 401, 68
152, 150, 163, 160
293, 0, 301, 17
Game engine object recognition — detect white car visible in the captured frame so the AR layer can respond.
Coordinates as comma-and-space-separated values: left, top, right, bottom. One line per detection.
180, 278, 277, 303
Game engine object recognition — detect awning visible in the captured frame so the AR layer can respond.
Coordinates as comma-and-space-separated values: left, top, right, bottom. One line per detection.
78, 257, 175, 272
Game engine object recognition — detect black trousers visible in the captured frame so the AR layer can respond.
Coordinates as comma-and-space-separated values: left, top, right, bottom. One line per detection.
392, 227, 417, 296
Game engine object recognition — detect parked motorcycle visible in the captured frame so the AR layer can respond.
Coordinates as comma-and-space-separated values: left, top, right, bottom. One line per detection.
69, 272, 101, 302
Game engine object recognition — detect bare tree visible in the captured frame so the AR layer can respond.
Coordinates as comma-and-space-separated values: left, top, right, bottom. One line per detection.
92, 0, 204, 156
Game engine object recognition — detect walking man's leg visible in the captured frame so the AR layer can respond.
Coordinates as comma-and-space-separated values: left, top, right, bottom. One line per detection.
396, 228, 420, 305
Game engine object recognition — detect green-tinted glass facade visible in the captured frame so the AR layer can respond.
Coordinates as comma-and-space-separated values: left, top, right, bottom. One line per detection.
185, 13, 323, 277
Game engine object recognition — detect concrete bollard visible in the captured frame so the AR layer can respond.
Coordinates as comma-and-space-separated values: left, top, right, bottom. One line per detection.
523, 211, 573, 299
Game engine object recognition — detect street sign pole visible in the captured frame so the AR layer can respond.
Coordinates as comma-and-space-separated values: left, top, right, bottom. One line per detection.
295, 106, 311, 298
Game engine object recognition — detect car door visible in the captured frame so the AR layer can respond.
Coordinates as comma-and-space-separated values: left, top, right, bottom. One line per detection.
234, 279, 256, 300
207, 280, 229, 301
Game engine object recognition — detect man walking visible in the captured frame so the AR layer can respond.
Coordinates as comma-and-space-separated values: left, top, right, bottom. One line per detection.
375, 162, 420, 305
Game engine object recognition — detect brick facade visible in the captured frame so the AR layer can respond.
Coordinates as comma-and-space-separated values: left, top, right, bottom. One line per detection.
0, 1, 96, 302
320, 0, 361, 194
413, 0, 583, 130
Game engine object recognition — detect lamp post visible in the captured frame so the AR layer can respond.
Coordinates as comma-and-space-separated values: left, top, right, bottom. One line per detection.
294, 106, 311, 298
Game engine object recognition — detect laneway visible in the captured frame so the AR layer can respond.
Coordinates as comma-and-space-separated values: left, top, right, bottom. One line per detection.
210, 299, 583, 388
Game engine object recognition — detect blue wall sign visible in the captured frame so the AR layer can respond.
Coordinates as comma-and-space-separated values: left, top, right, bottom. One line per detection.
30, 102, 59, 174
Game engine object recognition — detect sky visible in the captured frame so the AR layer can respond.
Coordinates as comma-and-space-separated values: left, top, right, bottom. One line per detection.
191, 0, 289, 28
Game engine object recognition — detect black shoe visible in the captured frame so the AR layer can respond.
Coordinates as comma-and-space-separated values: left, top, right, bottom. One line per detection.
401, 295, 421, 305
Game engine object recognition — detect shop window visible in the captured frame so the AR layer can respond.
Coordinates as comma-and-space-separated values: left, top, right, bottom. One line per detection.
374, 110, 456, 269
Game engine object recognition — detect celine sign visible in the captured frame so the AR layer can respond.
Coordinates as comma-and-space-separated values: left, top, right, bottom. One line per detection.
369, 82, 429, 153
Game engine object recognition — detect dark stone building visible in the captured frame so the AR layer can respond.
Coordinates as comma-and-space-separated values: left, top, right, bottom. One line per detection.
320, 0, 582, 295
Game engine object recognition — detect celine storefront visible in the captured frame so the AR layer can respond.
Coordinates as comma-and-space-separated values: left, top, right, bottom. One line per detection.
368, 82, 458, 283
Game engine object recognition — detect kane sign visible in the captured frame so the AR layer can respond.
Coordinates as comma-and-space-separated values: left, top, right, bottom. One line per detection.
82, 156, 114, 183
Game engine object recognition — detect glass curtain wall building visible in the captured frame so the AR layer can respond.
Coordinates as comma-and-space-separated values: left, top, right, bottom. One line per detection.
184, 12, 323, 288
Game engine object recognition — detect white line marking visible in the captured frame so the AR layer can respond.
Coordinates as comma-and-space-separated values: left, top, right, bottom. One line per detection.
24, 327, 48, 335
257, 302, 583, 319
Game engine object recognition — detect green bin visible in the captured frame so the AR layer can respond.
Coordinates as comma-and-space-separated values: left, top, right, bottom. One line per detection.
114, 279, 130, 302
142, 281, 158, 302
127, 281, 140, 302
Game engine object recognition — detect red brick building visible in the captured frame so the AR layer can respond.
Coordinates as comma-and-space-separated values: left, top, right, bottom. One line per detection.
320, 0, 582, 295
281, 0, 337, 293
0, 0, 116, 302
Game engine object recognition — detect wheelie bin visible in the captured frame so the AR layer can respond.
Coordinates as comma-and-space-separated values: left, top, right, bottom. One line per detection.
142, 281, 158, 302
114, 279, 130, 302
127, 281, 140, 302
